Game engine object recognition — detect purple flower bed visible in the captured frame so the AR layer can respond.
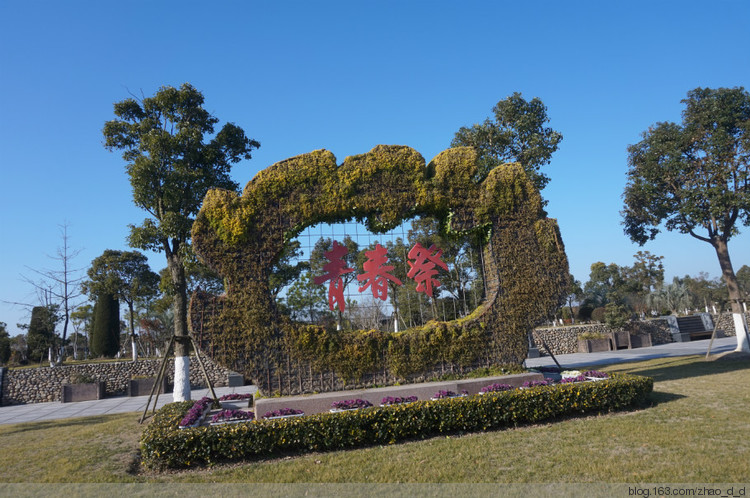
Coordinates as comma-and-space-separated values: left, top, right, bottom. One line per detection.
331, 398, 373, 410
263, 408, 304, 418
521, 379, 551, 388
583, 370, 609, 379
179, 397, 214, 428
558, 375, 588, 384
211, 409, 255, 423
219, 393, 253, 401
480, 383, 514, 393
432, 390, 468, 399
380, 395, 418, 406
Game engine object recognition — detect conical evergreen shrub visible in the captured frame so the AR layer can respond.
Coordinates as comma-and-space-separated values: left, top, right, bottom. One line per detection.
26, 306, 57, 362
90, 293, 120, 358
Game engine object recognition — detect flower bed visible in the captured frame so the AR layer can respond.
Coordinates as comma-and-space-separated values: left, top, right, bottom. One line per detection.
142, 373, 654, 469
210, 409, 255, 425
583, 370, 609, 379
219, 393, 253, 401
559, 375, 588, 384
479, 383, 513, 394
263, 408, 305, 419
380, 395, 418, 406
330, 398, 373, 412
431, 390, 468, 400
178, 397, 214, 428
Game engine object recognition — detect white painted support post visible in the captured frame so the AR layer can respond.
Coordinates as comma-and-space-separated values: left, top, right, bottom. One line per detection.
173, 356, 191, 402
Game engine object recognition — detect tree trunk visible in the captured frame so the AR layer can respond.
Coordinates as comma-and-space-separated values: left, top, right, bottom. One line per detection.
128, 301, 138, 362
167, 250, 191, 401
713, 237, 750, 352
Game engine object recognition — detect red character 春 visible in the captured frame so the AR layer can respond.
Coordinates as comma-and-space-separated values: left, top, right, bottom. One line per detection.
357, 243, 402, 300
313, 240, 354, 312
407, 242, 448, 298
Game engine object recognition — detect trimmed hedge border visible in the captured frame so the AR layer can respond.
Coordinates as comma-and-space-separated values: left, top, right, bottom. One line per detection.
141, 373, 653, 469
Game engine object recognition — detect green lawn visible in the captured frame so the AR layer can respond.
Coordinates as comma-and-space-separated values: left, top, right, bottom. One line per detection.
0, 354, 748, 483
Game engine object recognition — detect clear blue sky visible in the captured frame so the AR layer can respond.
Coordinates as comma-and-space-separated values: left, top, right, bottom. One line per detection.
1, 1, 748, 336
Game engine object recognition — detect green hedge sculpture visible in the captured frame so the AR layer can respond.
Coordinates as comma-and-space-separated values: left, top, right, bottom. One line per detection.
190, 145, 569, 394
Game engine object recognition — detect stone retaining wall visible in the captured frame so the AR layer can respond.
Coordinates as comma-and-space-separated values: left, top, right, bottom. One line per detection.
0, 367, 5, 406
533, 319, 672, 356
1, 353, 241, 405
532, 312, 745, 356
713, 311, 749, 337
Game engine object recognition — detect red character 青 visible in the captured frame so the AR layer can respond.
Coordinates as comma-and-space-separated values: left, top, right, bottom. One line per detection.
313, 240, 354, 312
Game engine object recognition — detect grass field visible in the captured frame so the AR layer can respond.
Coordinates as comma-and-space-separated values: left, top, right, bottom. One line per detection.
0, 354, 748, 483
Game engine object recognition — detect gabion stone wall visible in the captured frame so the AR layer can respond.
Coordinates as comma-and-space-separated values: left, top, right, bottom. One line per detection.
533, 313, 746, 357
1, 353, 240, 405
713, 311, 749, 337
533, 319, 672, 356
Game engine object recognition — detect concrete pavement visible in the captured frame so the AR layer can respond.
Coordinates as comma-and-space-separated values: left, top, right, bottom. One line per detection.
0, 384, 257, 426
523, 335, 738, 369
0, 336, 742, 426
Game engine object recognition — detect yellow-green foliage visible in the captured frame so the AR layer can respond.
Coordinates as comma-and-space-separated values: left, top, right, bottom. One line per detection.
191, 145, 570, 394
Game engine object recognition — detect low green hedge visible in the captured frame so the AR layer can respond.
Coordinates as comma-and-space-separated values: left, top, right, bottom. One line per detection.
141, 374, 653, 469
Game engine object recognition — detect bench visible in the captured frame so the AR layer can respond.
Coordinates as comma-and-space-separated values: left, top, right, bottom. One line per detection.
676, 316, 714, 341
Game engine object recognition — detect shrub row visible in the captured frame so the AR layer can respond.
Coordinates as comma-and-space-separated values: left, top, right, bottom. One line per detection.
141, 373, 653, 469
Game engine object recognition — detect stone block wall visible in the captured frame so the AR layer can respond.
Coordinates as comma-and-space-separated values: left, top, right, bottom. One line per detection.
1, 353, 241, 405
713, 311, 749, 337
532, 313, 746, 357
532, 319, 672, 356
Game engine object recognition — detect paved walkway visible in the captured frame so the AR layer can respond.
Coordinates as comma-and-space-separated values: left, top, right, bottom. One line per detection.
0, 384, 257, 426
524, 335, 738, 369
0, 336, 741, 426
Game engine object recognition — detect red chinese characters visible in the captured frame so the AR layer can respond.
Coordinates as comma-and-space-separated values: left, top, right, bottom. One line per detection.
313, 240, 448, 311
407, 242, 449, 298
357, 243, 402, 300
313, 240, 354, 312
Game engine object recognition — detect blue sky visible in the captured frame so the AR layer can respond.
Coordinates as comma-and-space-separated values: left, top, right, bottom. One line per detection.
1, 1, 748, 336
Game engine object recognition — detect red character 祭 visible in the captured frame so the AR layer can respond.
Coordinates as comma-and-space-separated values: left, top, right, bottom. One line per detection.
313, 240, 354, 312
357, 243, 402, 300
407, 242, 448, 297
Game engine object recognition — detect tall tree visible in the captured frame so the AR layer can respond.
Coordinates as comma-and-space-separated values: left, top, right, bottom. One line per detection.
0, 322, 11, 365
270, 240, 309, 300
21, 223, 84, 363
69, 304, 93, 359
26, 305, 59, 363
451, 92, 563, 190
82, 250, 160, 361
285, 271, 329, 324
103, 83, 259, 400
582, 262, 628, 309
736, 265, 750, 303
623, 251, 665, 315
622, 87, 750, 351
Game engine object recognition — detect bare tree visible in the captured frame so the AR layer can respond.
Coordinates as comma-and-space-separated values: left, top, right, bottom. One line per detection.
21, 222, 85, 364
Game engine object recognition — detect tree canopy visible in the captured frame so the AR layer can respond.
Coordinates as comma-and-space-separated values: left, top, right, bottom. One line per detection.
451, 92, 562, 190
82, 249, 160, 359
622, 87, 750, 246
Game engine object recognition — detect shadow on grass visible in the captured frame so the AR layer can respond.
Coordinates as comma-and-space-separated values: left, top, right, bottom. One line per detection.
0, 413, 135, 436
593, 355, 749, 383
647, 390, 686, 407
